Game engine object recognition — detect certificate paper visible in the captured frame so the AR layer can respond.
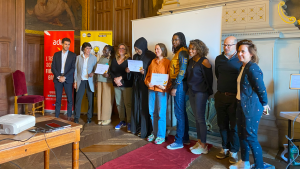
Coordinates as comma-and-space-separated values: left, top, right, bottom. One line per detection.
95, 64, 109, 74
150, 73, 169, 86
128, 60, 143, 72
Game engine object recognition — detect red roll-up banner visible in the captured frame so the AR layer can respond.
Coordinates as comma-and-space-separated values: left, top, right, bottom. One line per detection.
44, 30, 74, 112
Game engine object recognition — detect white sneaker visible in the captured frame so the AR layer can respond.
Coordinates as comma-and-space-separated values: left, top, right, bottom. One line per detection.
102, 119, 111, 125
216, 148, 229, 159
191, 145, 208, 155
229, 160, 250, 169
190, 142, 200, 150
229, 151, 239, 164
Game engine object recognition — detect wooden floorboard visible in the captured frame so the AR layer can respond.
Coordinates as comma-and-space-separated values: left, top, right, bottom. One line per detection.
81, 144, 128, 152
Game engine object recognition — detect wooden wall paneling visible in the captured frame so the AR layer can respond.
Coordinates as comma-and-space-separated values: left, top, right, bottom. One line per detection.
114, 0, 135, 52
95, 0, 113, 30
16, 0, 25, 72
25, 35, 44, 96
89, 0, 95, 30
123, 8, 131, 46
93, 0, 139, 52
115, 0, 122, 8
114, 9, 123, 48
0, 0, 18, 115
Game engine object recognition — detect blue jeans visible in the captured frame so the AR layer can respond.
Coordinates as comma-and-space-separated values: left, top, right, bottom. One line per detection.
174, 81, 189, 144
189, 89, 208, 143
148, 90, 167, 138
237, 100, 263, 168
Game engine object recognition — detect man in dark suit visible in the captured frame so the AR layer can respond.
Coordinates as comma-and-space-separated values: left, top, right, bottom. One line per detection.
51, 38, 76, 120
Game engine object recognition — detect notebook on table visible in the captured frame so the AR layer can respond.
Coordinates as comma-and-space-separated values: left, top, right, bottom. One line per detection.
35, 120, 71, 132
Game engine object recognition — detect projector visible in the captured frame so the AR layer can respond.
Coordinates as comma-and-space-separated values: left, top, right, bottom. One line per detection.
0, 114, 35, 135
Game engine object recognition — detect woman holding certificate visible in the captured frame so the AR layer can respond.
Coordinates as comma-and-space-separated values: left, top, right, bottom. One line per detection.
96, 45, 115, 125
167, 32, 190, 150
144, 43, 171, 144
229, 40, 269, 169
126, 37, 155, 138
186, 39, 213, 155
109, 43, 133, 132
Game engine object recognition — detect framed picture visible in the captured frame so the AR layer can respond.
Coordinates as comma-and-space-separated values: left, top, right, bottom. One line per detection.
25, 0, 90, 37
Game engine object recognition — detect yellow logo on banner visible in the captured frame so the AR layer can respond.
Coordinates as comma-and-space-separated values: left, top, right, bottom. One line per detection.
80, 31, 113, 46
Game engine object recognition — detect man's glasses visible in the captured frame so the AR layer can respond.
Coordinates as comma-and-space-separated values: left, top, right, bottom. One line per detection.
222, 44, 236, 47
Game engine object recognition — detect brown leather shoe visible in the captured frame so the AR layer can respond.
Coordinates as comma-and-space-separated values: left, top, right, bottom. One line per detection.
67, 117, 73, 121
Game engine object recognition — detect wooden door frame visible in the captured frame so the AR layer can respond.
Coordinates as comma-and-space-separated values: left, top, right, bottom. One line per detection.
16, 0, 25, 72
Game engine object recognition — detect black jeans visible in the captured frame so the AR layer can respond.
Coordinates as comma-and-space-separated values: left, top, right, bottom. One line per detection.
189, 89, 208, 143
214, 91, 239, 152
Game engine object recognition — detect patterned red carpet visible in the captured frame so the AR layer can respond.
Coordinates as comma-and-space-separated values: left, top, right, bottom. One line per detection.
97, 135, 213, 169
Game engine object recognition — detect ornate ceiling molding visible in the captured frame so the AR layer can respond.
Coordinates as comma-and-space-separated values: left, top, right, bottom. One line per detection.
222, 31, 281, 40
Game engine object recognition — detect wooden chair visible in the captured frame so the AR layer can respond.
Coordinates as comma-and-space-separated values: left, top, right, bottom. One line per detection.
12, 70, 44, 116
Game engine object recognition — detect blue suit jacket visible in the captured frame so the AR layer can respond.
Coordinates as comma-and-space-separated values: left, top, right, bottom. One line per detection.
51, 51, 76, 84
74, 54, 97, 92
239, 62, 268, 118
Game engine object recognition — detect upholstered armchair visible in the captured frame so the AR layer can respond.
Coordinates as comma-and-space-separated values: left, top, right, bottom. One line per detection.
12, 70, 44, 116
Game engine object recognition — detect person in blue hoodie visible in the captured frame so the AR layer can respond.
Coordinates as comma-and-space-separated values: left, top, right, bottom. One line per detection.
230, 40, 270, 169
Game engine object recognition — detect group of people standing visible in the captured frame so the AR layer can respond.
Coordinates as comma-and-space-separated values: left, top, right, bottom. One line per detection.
51, 32, 270, 169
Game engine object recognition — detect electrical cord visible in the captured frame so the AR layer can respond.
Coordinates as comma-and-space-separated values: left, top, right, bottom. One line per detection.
2, 130, 38, 169
43, 131, 63, 169
285, 113, 300, 169
0, 122, 95, 169
79, 122, 96, 169
0, 130, 38, 142
9, 161, 21, 169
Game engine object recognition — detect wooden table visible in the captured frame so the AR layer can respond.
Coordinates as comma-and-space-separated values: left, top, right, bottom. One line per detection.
0, 116, 82, 169
280, 111, 300, 169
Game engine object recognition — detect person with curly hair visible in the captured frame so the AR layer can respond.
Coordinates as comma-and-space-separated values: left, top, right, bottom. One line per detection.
109, 43, 133, 132
186, 39, 213, 154
167, 32, 190, 150
230, 40, 270, 169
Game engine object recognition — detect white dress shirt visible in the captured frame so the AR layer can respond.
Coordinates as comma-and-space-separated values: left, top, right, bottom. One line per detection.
81, 54, 89, 80
61, 50, 69, 73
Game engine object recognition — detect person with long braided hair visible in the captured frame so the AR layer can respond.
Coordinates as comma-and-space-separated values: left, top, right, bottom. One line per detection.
186, 39, 213, 154
167, 32, 190, 150
96, 45, 115, 125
